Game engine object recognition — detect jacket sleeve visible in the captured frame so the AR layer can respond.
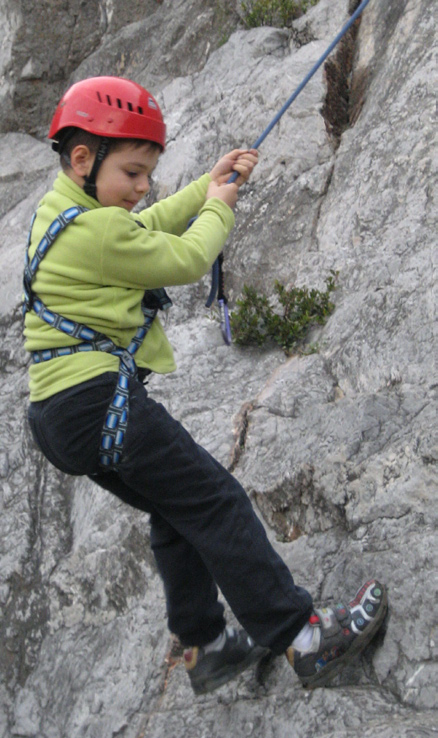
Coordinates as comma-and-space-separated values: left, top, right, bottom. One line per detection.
97, 196, 235, 289
134, 173, 212, 236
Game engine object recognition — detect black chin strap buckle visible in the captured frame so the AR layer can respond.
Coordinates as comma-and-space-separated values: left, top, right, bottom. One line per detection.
83, 179, 98, 198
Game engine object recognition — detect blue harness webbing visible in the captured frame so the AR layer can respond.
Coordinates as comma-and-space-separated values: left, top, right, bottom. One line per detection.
23, 207, 171, 469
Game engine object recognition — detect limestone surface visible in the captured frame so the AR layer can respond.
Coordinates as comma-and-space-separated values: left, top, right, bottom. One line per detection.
0, 1, 436, 736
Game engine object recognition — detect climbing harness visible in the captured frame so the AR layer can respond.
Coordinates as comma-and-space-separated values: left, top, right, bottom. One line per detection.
23, 207, 171, 469
205, 0, 373, 345
26, 79, 168, 470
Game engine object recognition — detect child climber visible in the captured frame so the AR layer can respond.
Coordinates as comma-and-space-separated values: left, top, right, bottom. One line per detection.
23, 76, 387, 695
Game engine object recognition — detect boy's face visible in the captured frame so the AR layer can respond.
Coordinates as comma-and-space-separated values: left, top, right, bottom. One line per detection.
94, 142, 160, 211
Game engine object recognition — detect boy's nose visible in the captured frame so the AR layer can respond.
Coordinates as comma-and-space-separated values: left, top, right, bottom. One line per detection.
135, 176, 150, 194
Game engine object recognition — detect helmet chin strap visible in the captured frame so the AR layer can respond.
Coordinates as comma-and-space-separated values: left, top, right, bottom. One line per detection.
83, 138, 110, 200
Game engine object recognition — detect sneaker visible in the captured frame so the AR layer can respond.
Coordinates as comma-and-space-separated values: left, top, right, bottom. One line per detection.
287, 579, 387, 689
184, 626, 269, 695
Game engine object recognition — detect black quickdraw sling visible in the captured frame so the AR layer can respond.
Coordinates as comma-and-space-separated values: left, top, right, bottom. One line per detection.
23, 206, 171, 469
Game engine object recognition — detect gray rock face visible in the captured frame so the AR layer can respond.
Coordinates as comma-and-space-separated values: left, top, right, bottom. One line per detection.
0, 0, 437, 736
0, 0, 241, 137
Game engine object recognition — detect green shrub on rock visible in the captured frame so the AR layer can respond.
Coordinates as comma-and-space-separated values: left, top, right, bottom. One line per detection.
230, 271, 337, 353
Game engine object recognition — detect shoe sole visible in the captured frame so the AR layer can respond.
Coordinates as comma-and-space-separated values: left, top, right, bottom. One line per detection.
190, 645, 269, 695
301, 583, 388, 689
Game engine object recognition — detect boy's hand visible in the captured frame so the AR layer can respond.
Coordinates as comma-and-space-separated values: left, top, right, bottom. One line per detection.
207, 149, 258, 209
206, 180, 239, 210
209, 149, 258, 187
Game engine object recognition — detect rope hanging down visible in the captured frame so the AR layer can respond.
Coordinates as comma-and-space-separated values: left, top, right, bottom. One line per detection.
205, 0, 373, 345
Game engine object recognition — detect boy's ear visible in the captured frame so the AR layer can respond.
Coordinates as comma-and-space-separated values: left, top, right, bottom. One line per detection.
69, 145, 95, 178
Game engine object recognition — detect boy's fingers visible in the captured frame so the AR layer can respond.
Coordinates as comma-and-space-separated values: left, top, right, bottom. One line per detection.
209, 149, 259, 184
234, 152, 258, 172
229, 148, 252, 158
232, 158, 257, 183
226, 149, 258, 168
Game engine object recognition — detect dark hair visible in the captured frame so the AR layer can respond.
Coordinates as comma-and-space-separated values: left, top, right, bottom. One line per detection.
56, 127, 161, 170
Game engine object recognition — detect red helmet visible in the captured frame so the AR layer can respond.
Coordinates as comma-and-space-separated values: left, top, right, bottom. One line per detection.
48, 76, 166, 150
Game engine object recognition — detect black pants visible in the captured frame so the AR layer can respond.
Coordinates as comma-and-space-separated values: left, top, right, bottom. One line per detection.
28, 372, 312, 652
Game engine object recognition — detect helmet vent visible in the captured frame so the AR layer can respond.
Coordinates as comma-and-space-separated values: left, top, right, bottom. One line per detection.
94, 90, 144, 115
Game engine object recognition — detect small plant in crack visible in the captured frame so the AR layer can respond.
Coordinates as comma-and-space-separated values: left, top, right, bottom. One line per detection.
241, 0, 320, 28
230, 271, 338, 354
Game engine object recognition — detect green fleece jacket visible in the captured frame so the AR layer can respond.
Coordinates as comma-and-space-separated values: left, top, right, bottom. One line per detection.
24, 171, 235, 401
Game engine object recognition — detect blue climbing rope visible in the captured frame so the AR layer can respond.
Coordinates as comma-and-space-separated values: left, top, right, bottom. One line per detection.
205, 0, 373, 341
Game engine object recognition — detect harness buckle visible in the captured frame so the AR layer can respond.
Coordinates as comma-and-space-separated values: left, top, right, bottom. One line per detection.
119, 350, 138, 377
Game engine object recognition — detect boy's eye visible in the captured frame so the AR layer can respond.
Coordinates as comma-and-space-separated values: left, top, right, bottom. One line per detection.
126, 171, 138, 178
